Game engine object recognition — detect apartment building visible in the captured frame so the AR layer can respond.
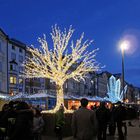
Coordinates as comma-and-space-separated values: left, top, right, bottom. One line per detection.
25, 50, 46, 94
8, 38, 26, 95
97, 71, 109, 97
0, 27, 139, 104
0, 29, 8, 94
43, 71, 97, 97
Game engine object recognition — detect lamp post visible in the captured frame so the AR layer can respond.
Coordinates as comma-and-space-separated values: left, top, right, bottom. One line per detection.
120, 40, 129, 100
121, 45, 125, 100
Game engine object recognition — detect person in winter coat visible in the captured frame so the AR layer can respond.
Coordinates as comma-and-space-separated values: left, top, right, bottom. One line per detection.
55, 104, 65, 140
71, 98, 97, 140
0, 104, 9, 140
96, 102, 110, 140
108, 104, 116, 136
9, 101, 34, 140
32, 109, 44, 140
113, 102, 126, 140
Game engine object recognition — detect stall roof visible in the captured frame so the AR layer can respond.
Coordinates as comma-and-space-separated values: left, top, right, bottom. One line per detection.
0, 92, 111, 102
0, 93, 11, 100
27, 93, 55, 98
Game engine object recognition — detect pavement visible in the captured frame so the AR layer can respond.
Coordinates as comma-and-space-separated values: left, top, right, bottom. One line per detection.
42, 119, 140, 140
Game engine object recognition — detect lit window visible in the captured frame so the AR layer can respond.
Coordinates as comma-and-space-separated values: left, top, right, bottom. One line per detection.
10, 76, 17, 84
19, 78, 23, 84
50, 79, 54, 83
65, 82, 68, 89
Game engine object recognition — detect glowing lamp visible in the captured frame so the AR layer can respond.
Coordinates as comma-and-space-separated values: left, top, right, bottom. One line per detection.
120, 40, 130, 51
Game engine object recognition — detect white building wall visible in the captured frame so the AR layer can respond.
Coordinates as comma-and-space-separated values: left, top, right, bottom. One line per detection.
0, 32, 8, 93
8, 40, 26, 94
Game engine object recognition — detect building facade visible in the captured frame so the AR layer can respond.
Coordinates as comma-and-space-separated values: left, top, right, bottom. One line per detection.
1, 27, 140, 104
42, 72, 97, 97
133, 87, 140, 104
0, 29, 8, 94
97, 71, 110, 97
25, 50, 46, 94
8, 39, 26, 95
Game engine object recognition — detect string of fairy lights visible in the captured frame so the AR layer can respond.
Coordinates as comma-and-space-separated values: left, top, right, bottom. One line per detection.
0, 76, 127, 111
20, 25, 100, 113
0, 25, 127, 112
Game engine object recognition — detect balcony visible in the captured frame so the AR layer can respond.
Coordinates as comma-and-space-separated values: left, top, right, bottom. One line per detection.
9, 70, 18, 75
9, 84, 18, 90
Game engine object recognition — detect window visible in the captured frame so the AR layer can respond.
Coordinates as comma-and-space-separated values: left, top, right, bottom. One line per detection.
11, 53, 16, 60
19, 88, 23, 92
10, 64, 13, 70
50, 79, 54, 83
19, 48, 23, 53
65, 82, 68, 89
12, 45, 15, 50
10, 64, 17, 71
19, 55, 23, 62
19, 78, 23, 84
0, 62, 2, 72
10, 76, 17, 84
19, 66, 23, 73
19, 78, 23, 91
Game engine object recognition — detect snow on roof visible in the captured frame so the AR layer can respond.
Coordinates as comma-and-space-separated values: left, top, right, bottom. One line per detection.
0, 93, 11, 100
28, 93, 55, 98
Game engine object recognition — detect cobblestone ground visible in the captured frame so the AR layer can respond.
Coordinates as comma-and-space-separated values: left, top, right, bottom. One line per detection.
42, 119, 140, 140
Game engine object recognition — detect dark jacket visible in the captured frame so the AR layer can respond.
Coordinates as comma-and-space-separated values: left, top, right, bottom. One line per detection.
72, 107, 97, 140
55, 109, 65, 127
113, 105, 126, 122
96, 106, 110, 124
9, 109, 33, 140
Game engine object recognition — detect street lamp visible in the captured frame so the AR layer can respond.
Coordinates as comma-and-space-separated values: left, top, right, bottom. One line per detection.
120, 40, 130, 100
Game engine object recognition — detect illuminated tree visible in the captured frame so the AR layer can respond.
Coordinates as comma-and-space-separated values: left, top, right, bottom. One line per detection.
22, 25, 100, 113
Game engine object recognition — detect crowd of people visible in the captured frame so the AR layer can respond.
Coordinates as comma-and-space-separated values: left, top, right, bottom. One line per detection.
0, 99, 139, 140
71, 99, 139, 140
53, 98, 138, 140
0, 101, 44, 140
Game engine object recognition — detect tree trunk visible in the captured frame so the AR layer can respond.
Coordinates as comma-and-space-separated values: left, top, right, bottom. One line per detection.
42, 83, 73, 113
53, 84, 65, 112
56, 84, 64, 108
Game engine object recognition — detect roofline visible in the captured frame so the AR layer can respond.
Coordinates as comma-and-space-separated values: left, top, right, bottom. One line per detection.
9, 38, 26, 50
0, 28, 9, 38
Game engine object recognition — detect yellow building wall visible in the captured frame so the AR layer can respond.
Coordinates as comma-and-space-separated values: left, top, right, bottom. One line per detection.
0, 100, 9, 111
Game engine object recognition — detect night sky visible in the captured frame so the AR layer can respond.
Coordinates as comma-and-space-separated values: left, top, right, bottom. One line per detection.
0, 0, 140, 87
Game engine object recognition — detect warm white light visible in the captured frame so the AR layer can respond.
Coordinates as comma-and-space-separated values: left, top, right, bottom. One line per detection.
120, 40, 130, 51
22, 25, 100, 113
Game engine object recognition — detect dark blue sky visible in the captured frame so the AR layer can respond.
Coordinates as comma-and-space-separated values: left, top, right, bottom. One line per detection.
0, 0, 140, 87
